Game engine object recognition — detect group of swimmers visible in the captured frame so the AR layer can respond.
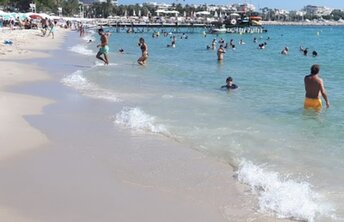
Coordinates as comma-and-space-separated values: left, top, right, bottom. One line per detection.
281, 46, 318, 56
94, 28, 329, 111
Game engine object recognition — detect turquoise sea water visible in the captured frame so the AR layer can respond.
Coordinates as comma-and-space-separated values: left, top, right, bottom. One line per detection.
66, 26, 344, 221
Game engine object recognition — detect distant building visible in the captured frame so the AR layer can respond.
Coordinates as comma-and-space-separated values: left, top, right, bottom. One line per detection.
79, 0, 118, 5
303, 5, 332, 16
146, 2, 171, 10
236, 3, 255, 13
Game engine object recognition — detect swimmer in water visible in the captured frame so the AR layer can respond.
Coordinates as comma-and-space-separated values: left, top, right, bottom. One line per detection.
137, 37, 148, 65
312, 50, 318, 57
229, 39, 234, 47
212, 38, 216, 50
217, 44, 225, 60
221, 76, 238, 90
300, 46, 308, 56
281, 47, 289, 55
304, 48, 308, 56
171, 36, 176, 47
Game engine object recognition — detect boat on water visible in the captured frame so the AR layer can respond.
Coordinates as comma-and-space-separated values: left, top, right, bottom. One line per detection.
208, 13, 264, 34
209, 27, 227, 34
249, 15, 262, 26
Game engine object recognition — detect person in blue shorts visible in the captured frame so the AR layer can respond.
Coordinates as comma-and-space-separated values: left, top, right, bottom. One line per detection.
96, 28, 109, 65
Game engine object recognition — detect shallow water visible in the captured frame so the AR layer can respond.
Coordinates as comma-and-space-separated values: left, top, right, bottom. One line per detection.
65, 26, 344, 221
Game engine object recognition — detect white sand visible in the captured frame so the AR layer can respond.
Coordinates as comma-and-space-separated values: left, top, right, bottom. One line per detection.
0, 27, 68, 160
0, 28, 67, 59
0, 28, 64, 220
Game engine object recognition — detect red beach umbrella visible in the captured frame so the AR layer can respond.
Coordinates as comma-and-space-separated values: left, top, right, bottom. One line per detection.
29, 14, 42, 19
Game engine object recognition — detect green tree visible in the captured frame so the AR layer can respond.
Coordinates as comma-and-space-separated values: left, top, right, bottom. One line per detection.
61, 0, 79, 17
331, 9, 344, 21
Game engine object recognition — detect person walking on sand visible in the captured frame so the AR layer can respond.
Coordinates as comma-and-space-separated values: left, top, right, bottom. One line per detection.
304, 64, 330, 111
47, 20, 55, 39
137, 37, 148, 65
96, 28, 109, 65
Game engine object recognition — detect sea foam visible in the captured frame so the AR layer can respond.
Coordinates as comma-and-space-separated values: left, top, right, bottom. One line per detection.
61, 70, 120, 102
115, 107, 167, 134
69, 44, 94, 56
236, 160, 334, 222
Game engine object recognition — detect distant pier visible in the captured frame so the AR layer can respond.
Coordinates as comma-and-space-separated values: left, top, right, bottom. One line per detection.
98, 21, 265, 34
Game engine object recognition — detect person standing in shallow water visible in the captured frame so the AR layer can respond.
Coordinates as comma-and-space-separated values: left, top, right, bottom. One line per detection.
221, 76, 238, 90
96, 28, 109, 65
304, 64, 330, 111
217, 45, 225, 61
137, 37, 148, 65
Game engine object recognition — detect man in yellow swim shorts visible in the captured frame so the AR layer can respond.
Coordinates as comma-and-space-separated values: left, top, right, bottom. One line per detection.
304, 64, 330, 111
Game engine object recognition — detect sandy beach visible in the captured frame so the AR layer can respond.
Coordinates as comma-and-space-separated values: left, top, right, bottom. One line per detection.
0, 27, 69, 160
0, 28, 295, 221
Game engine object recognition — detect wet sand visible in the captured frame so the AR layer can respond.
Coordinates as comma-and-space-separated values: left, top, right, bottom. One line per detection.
0, 29, 292, 222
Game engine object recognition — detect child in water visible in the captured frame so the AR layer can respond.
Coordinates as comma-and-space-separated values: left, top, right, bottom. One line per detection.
221, 76, 238, 90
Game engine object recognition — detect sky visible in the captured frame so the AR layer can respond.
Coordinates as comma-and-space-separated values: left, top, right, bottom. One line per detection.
121, 0, 344, 10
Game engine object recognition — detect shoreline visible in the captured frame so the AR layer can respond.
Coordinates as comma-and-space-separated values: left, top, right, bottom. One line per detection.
0, 61, 53, 160
262, 20, 344, 26
0, 28, 293, 221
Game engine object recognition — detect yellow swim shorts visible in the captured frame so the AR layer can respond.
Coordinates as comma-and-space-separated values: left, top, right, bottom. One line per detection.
304, 97, 322, 111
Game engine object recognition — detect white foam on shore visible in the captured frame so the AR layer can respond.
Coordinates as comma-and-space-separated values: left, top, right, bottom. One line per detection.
61, 70, 120, 102
94, 61, 118, 66
236, 160, 335, 222
115, 107, 167, 134
69, 44, 94, 56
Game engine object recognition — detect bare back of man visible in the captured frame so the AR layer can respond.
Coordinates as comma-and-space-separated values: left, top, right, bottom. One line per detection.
304, 64, 330, 110
304, 75, 322, 98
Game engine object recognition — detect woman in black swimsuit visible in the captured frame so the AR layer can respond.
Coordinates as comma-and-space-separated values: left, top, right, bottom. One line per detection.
137, 37, 148, 65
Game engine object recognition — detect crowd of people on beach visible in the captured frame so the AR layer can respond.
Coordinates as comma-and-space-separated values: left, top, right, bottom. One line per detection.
92, 27, 329, 111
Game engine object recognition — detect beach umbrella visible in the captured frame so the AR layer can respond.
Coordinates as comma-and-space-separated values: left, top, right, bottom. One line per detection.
230, 13, 240, 17
29, 14, 43, 19
133, 9, 136, 16
214, 11, 218, 18
138, 10, 141, 17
